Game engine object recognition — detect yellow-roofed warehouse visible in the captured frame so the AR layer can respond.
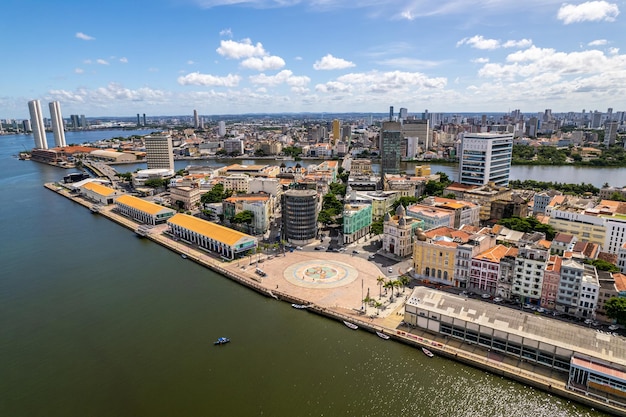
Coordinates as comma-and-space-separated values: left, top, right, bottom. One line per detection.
167, 213, 257, 260
115, 195, 176, 225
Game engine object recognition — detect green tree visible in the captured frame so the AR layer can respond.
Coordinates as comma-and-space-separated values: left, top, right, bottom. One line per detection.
216, 148, 228, 156
231, 210, 254, 224
605, 297, 626, 324
498, 216, 556, 240
116, 172, 133, 182
144, 178, 167, 188
329, 182, 347, 196
176, 169, 186, 176
254, 149, 266, 157
584, 259, 620, 272
283, 146, 303, 158
201, 183, 232, 204
370, 218, 384, 235
391, 196, 419, 211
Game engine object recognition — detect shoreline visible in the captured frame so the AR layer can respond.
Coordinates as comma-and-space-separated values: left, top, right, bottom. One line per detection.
44, 181, 626, 417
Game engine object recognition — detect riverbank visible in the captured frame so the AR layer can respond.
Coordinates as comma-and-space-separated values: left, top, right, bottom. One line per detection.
43, 182, 626, 416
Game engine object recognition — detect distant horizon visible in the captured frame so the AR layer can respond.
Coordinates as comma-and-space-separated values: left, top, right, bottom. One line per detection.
5, 109, 618, 123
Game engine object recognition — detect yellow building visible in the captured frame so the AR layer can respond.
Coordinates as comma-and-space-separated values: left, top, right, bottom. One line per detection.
414, 165, 431, 177
115, 194, 176, 225
413, 226, 471, 286
80, 181, 122, 205
167, 213, 257, 260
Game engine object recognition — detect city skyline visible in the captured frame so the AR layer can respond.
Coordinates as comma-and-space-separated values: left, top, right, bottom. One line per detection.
2, 0, 626, 119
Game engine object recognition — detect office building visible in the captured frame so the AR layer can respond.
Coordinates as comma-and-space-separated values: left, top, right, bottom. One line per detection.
282, 189, 318, 244
380, 121, 402, 176
604, 121, 618, 146
144, 134, 174, 172
48, 101, 66, 148
402, 118, 430, 151
193, 109, 199, 129
458, 132, 513, 187
28, 99, 47, 149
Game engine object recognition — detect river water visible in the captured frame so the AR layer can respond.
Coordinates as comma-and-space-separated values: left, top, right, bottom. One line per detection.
0, 131, 609, 416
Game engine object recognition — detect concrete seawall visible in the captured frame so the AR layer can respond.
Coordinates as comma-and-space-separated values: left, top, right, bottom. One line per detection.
44, 182, 626, 417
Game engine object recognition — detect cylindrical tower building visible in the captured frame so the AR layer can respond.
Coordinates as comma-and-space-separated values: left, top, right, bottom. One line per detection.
282, 189, 318, 244
28, 100, 47, 149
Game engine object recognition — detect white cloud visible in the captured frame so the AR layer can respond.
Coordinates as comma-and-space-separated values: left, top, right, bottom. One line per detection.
96, 59, 109, 65
216, 39, 267, 59
119, 57, 128, 63
76, 32, 95, 41
472, 57, 490, 64
178, 72, 241, 87
458, 35, 532, 50
313, 54, 355, 70
329, 70, 447, 91
249, 70, 310, 87
609, 47, 620, 55
588, 39, 607, 46
502, 39, 533, 48
557, 1, 619, 24
74, 68, 84, 74
240, 55, 286, 71
219, 28, 233, 37
48, 83, 167, 106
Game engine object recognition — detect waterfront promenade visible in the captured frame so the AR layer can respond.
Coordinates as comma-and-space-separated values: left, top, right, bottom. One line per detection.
44, 182, 626, 417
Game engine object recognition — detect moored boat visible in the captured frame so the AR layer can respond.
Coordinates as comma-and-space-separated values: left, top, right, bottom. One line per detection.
422, 347, 434, 357
214, 337, 230, 345
343, 321, 358, 330
292, 304, 309, 309
376, 331, 390, 340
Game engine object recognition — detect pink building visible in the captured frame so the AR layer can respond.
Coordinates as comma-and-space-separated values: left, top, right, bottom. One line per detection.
541, 255, 562, 309
470, 245, 515, 295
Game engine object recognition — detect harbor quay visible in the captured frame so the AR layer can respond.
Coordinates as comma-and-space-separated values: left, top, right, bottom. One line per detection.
45, 182, 626, 417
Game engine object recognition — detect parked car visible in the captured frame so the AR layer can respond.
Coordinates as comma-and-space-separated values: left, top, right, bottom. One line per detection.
609, 324, 620, 331
315, 246, 326, 251
368, 254, 376, 259
296, 246, 303, 250
493, 297, 502, 303
481, 293, 491, 299
352, 250, 360, 254
388, 267, 393, 273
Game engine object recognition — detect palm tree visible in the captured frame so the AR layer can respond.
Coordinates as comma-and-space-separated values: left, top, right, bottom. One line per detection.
363, 295, 373, 313
384, 281, 394, 302
374, 301, 383, 315
377, 276, 386, 299
392, 280, 402, 297
399, 275, 410, 293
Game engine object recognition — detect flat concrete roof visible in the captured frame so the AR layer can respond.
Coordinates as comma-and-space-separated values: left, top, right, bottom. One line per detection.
407, 287, 626, 366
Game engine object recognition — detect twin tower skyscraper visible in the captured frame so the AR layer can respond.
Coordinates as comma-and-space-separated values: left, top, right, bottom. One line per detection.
27, 100, 67, 149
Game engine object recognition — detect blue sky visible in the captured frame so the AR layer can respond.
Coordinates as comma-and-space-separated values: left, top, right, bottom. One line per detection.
2, 0, 625, 119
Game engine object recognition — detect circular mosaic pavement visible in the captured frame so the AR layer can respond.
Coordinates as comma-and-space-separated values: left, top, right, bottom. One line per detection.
284, 259, 359, 288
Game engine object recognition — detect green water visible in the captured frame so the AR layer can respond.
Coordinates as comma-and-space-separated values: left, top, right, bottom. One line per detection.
0, 132, 608, 416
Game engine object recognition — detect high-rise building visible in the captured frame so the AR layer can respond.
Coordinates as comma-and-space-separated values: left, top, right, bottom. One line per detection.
193, 109, 199, 129
458, 132, 513, 187
399, 108, 408, 121
48, 101, 66, 148
604, 121, 618, 146
402, 118, 430, 151
143, 114, 147, 126
380, 121, 402, 177
137, 114, 141, 126
28, 100, 47, 149
282, 189, 319, 244
341, 125, 351, 144
144, 134, 174, 172
218, 121, 226, 136
332, 119, 340, 145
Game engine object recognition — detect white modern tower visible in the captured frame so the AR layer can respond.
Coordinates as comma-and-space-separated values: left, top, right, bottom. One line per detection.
49, 101, 67, 148
144, 134, 174, 172
458, 132, 513, 187
28, 100, 48, 149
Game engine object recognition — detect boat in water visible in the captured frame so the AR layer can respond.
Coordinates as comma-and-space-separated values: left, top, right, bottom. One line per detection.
376, 331, 390, 340
181, 254, 187, 259
214, 337, 230, 345
343, 321, 358, 330
422, 347, 434, 357
291, 304, 309, 309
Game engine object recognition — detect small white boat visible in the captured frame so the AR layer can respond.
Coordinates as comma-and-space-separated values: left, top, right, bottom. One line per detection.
376, 331, 390, 340
181, 254, 187, 259
292, 304, 309, 309
422, 347, 434, 357
343, 321, 358, 330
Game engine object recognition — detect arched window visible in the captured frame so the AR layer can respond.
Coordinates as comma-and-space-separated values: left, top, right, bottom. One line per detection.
444, 271, 448, 281
437, 270, 442, 279
425, 267, 430, 276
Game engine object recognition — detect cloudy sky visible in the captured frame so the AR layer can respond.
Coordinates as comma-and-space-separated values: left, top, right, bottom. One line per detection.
2, 0, 625, 119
